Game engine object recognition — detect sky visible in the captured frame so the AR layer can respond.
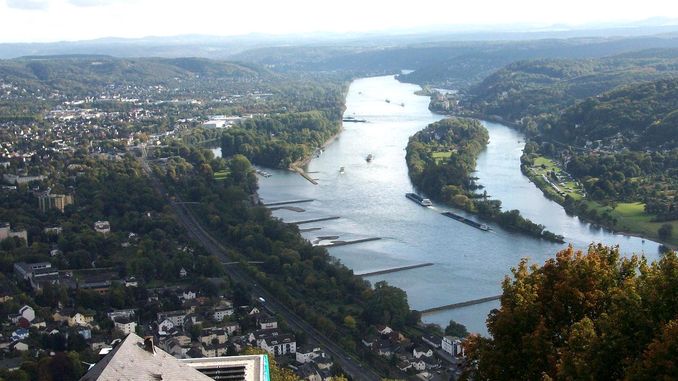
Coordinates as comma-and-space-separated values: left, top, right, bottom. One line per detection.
1, 0, 678, 43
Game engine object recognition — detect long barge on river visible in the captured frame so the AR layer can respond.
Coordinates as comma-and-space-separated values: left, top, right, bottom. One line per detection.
442, 211, 490, 231
406, 193, 433, 207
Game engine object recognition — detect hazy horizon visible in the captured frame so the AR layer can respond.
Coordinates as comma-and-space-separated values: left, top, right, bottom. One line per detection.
2, 0, 678, 44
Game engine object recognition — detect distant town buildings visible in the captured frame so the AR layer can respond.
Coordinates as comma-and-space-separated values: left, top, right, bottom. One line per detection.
38, 192, 74, 212
0, 222, 27, 243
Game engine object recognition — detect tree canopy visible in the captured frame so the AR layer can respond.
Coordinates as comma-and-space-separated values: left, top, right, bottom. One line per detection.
464, 245, 678, 381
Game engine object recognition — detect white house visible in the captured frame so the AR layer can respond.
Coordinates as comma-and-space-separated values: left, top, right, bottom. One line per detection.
180, 290, 196, 301
18, 305, 35, 323
94, 220, 110, 234
223, 322, 240, 335
113, 317, 137, 335
69, 312, 95, 327
295, 346, 323, 364
258, 316, 277, 330
157, 310, 187, 327
413, 346, 433, 359
376, 325, 393, 335
442, 336, 464, 357
259, 333, 296, 356
158, 319, 175, 336
212, 303, 234, 322
11, 341, 29, 352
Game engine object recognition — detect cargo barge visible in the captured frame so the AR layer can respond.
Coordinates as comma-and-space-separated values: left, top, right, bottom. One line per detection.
441, 211, 490, 231
406, 193, 433, 207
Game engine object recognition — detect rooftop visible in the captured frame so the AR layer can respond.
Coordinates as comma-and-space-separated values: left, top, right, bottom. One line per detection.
79, 333, 212, 381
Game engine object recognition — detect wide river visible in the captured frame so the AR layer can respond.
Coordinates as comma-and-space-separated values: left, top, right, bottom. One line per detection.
220, 75, 662, 335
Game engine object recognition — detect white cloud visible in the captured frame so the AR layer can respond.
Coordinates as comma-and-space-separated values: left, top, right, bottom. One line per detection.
5, 0, 49, 10
67, 0, 126, 7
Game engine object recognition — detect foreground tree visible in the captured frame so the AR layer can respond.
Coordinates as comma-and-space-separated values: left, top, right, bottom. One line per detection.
463, 245, 678, 381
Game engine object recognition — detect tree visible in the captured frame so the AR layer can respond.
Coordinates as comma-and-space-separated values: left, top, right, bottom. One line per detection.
463, 245, 678, 381
658, 223, 673, 240
445, 320, 469, 338
364, 281, 410, 329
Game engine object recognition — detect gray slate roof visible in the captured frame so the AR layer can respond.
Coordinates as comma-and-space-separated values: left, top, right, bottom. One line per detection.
79, 333, 213, 381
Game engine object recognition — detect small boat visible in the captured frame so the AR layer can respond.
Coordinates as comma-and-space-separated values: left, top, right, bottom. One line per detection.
385, 99, 391, 103
406, 193, 432, 207
366, 154, 374, 162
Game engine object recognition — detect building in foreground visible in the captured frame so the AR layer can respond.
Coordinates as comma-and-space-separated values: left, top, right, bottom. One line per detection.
79, 333, 268, 381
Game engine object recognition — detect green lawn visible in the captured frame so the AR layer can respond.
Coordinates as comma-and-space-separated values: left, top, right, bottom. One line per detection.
583, 201, 678, 246
214, 170, 229, 181
432, 151, 453, 164
529, 156, 585, 200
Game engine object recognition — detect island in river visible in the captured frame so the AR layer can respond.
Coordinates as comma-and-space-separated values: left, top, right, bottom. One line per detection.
406, 117, 565, 243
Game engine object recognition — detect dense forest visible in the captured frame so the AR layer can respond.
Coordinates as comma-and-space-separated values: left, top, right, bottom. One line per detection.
462, 51, 678, 129
219, 81, 347, 168
406, 117, 563, 242
545, 78, 678, 149
463, 245, 678, 381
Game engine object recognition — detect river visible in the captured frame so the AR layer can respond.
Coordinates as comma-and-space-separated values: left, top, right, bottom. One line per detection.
214, 75, 661, 335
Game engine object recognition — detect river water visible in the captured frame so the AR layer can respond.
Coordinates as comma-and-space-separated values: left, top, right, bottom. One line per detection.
216, 75, 661, 335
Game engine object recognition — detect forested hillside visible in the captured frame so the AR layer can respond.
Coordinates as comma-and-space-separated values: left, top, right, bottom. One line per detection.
463, 51, 678, 126
546, 78, 678, 149
0, 55, 268, 94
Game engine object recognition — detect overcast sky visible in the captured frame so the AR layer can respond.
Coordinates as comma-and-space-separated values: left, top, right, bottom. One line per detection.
1, 0, 678, 43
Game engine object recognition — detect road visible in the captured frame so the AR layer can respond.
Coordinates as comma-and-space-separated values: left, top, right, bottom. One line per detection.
137, 150, 382, 381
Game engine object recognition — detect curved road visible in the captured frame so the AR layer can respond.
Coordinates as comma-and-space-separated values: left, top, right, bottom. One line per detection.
138, 151, 381, 381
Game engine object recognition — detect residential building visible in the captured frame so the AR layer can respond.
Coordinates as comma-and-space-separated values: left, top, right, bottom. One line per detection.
0, 222, 27, 243
113, 317, 137, 335
258, 316, 277, 330
213, 302, 234, 321
38, 193, 73, 212
94, 220, 110, 234
107, 309, 136, 321
69, 312, 95, 327
258, 332, 296, 356
157, 310, 187, 327
442, 336, 464, 357
296, 346, 324, 364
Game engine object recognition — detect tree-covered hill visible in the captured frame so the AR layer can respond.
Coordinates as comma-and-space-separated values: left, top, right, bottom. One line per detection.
464, 50, 678, 124
0, 55, 271, 96
546, 78, 678, 149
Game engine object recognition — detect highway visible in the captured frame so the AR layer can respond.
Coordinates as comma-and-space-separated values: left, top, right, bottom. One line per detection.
137, 150, 382, 381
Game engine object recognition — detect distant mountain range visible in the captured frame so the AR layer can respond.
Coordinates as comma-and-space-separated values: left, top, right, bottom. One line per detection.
2, 20, 678, 60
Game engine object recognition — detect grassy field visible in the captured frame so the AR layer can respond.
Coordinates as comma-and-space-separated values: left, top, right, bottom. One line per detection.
214, 170, 229, 181
524, 155, 677, 247
432, 150, 453, 164
530, 156, 585, 200
583, 201, 678, 246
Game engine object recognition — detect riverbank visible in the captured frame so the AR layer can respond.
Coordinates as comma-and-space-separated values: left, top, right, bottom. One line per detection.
421, 88, 674, 247
288, 127, 343, 184
520, 153, 678, 249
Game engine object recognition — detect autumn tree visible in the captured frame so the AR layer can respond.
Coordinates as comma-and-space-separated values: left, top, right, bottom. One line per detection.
463, 245, 678, 381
